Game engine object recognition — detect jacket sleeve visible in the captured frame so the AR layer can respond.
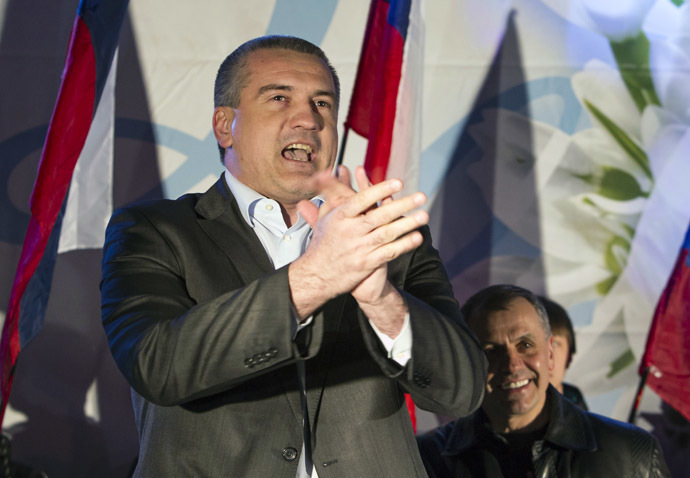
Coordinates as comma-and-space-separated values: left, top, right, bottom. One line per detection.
101, 205, 325, 406
650, 433, 671, 478
357, 225, 487, 418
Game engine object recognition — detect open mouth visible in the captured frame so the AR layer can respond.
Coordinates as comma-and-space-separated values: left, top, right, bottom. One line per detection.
501, 379, 530, 390
281, 143, 313, 162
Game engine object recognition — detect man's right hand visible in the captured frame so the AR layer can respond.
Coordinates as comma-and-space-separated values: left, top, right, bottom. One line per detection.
288, 166, 428, 320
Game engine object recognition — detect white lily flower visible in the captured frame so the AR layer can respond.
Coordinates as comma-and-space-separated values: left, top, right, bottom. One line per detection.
646, 3, 690, 124
465, 108, 637, 301
539, 0, 657, 41
566, 5, 690, 408
581, 0, 656, 42
571, 59, 642, 146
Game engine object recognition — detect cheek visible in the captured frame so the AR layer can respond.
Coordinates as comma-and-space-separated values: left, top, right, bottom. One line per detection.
485, 371, 495, 392
553, 350, 567, 370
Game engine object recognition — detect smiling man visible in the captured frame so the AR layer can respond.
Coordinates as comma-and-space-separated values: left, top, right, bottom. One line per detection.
101, 36, 486, 477
417, 284, 670, 478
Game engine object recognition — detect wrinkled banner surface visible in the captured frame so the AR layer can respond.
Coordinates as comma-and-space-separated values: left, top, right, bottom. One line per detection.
1, 0, 688, 474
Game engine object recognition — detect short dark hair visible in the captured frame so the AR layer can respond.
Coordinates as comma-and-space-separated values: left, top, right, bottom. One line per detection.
213, 35, 341, 162
538, 296, 576, 357
461, 284, 551, 337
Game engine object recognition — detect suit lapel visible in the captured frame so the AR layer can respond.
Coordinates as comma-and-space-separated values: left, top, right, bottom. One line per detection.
196, 178, 307, 420
195, 177, 274, 283
195, 176, 346, 432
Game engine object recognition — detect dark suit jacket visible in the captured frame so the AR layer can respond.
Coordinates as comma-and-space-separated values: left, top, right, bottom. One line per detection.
101, 176, 486, 477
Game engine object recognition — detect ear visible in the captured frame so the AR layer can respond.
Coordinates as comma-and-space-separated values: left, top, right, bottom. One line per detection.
212, 106, 235, 149
547, 335, 555, 373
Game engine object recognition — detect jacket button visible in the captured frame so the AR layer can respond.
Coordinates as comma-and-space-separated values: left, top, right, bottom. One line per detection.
282, 447, 299, 461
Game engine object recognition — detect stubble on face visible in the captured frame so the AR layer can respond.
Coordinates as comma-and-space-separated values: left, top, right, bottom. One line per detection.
472, 298, 554, 433
223, 48, 338, 211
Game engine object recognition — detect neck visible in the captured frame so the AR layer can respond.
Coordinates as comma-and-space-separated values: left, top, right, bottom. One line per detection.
280, 203, 299, 228
485, 400, 550, 434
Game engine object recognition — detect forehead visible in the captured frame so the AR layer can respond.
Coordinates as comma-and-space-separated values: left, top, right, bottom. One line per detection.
474, 298, 546, 342
242, 48, 335, 93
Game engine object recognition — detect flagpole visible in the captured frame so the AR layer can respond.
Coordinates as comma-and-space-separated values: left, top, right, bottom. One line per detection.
337, 124, 350, 168
628, 368, 649, 424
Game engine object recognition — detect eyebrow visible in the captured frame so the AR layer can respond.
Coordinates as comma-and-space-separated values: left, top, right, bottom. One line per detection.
256, 83, 336, 102
256, 84, 292, 96
482, 332, 536, 347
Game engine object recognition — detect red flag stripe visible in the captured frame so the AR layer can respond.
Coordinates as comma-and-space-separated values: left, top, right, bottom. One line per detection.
345, 0, 390, 137
31, 16, 96, 225
640, 243, 690, 421
1, 16, 96, 407
363, 26, 405, 184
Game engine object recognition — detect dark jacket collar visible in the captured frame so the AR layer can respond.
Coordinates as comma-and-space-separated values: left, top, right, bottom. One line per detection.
194, 174, 240, 221
193, 176, 274, 280
442, 408, 493, 455
443, 385, 597, 456
544, 385, 597, 452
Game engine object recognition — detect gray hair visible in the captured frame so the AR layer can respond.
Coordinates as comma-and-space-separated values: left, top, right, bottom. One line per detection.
213, 35, 341, 162
461, 284, 551, 338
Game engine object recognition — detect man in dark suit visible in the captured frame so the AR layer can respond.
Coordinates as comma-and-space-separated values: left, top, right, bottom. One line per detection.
417, 284, 670, 478
101, 35, 486, 477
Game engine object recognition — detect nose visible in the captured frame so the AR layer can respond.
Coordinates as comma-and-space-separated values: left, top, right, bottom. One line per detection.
498, 348, 524, 374
289, 100, 323, 130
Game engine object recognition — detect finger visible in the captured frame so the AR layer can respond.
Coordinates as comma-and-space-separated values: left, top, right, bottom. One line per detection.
298, 199, 319, 228
340, 178, 404, 217
354, 166, 384, 214
366, 210, 429, 248
366, 230, 425, 267
359, 192, 427, 231
336, 165, 352, 188
313, 172, 356, 207
354, 165, 371, 191
355, 166, 394, 205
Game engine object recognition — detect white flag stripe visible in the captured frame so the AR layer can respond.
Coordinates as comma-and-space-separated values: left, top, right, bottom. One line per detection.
58, 49, 117, 253
387, 0, 424, 200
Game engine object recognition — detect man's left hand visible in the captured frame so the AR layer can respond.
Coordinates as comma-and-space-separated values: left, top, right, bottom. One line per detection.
298, 165, 427, 338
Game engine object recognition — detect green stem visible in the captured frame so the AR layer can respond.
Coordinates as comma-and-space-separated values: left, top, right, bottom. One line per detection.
609, 32, 661, 112
584, 100, 653, 180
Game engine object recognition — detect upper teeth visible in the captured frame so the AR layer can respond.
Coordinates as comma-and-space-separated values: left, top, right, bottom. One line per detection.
502, 379, 529, 390
287, 143, 313, 154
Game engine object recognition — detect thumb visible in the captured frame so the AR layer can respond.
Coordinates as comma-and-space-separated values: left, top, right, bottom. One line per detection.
297, 199, 319, 228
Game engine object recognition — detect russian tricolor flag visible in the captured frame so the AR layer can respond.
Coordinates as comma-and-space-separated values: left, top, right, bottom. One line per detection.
639, 221, 690, 422
0, 0, 129, 417
346, 0, 424, 431
346, 0, 423, 197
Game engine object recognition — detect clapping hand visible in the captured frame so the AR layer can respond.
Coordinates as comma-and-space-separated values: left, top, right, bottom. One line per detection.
289, 166, 428, 337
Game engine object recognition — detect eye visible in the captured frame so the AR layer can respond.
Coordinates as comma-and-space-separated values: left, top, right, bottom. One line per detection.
271, 95, 287, 102
517, 341, 534, 353
315, 99, 331, 108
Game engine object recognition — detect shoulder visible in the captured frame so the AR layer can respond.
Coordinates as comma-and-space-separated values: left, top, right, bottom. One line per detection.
112, 193, 202, 223
586, 411, 660, 449
416, 421, 458, 478
548, 386, 657, 454
583, 411, 669, 476
562, 382, 588, 410
547, 390, 669, 476
417, 421, 456, 453
104, 193, 207, 258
